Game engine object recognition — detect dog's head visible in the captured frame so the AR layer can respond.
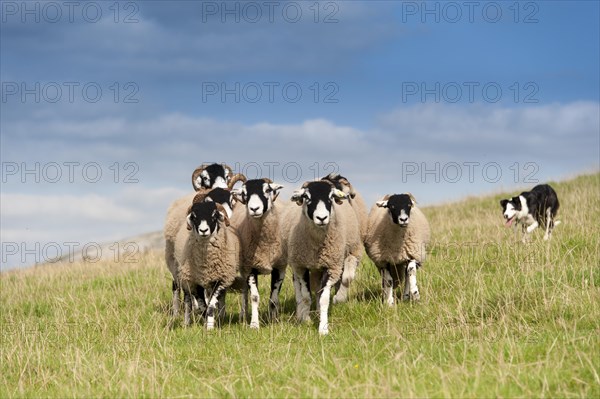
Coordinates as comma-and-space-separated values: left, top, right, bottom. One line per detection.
499, 196, 522, 227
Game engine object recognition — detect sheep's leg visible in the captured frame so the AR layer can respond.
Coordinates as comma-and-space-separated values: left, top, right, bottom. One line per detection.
183, 290, 192, 327
333, 255, 358, 304
293, 268, 311, 323
205, 283, 225, 330
403, 260, 420, 301
172, 279, 180, 316
313, 270, 324, 314
381, 266, 395, 306
269, 267, 286, 321
248, 271, 260, 329
241, 280, 249, 324
217, 290, 226, 325
317, 272, 336, 335
193, 285, 207, 317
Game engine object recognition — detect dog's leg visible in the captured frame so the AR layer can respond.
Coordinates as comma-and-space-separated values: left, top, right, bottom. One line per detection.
544, 207, 552, 240
521, 222, 530, 243
526, 220, 538, 234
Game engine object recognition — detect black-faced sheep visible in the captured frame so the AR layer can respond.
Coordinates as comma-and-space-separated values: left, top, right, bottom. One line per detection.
164, 164, 244, 317
174, 201, 241, 329
365, 193, 430, 305
288, 180, 363, 335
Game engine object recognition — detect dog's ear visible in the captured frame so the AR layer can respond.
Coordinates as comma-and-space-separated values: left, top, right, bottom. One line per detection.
500, 199, 508, 208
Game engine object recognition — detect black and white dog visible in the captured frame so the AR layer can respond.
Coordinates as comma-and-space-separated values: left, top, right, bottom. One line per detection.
500, 184, 561, 242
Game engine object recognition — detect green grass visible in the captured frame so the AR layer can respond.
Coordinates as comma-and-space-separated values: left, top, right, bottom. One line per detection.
2, 173, 599, 398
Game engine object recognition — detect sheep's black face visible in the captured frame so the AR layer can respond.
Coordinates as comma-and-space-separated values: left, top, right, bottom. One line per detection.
199, 163, 229, 189
377, 194, 414, 227
292, 181, 346, 227
187, 202, 221, 237
236, 179, 283, 218
205, 188, 234, 218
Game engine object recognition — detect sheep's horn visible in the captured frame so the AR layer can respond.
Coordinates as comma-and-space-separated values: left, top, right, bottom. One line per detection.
215, 203, 230, 227
406, 192, 417, 204
262, 177, 274, 184
223, 164, 233, 180
228, 173, 247, 190
192, 189, 211, 205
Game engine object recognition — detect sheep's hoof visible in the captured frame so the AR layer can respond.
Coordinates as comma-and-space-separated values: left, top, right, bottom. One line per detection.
250, 321, 260, 329
410, 291, 420, 301
318, 325, 329, 335
333, 293, 348, 304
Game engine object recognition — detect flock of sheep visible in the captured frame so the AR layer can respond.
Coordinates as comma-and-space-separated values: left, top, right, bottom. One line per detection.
164, 163, 430, 335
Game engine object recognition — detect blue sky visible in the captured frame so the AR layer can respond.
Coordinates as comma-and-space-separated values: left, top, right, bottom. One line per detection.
1, 1, 599, 270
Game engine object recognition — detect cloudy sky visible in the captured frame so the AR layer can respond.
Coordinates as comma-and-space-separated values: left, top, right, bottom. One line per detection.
1, 1, 599, 270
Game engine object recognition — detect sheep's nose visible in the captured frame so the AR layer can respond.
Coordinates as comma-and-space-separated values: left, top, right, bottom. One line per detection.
199, 227, 209, 234
250, 206, 260, 213
399, 216, 408, 223
316, 215, 328, 222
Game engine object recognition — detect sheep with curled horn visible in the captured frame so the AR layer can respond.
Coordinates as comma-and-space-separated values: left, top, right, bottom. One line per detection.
174, 200, 241, 329
287, 179, 363, 335
191, 163, 246, 191
164, 164, 245, 319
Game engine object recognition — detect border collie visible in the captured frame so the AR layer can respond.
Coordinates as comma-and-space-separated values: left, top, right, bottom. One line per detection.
500, 184, 560, 242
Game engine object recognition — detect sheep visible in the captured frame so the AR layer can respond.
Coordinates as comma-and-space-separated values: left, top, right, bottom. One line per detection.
229, 178, 289, 329
164, 164, 245, 317
174, 200, 241, 329
288, 180, 363, 335
364, 193, 430, 305
320, 172, 368, 303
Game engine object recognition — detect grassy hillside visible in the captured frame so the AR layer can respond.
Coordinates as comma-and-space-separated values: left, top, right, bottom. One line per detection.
2, 173, 598, 398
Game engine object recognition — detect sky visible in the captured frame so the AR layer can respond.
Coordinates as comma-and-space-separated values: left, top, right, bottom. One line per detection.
1, 0, 599, 270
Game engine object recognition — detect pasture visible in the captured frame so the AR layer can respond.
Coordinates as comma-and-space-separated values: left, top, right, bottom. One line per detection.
1, 173, 598, 397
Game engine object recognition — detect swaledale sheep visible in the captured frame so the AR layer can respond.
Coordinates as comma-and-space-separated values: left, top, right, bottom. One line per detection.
320, 173, 368, 303
288, 180, 363, 335
174, 201, 241, 329
365, 193, 430, 305
164, 164, 245, 316
230, 178, 289, 329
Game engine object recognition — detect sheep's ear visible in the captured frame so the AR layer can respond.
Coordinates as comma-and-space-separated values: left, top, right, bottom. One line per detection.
291, 189, 305, 206
407, 192, 417, 205
332, 189, 347, 205
186, 211, 195, 231
376, 200, 388, 208
215, 204, 230, 227
268, 183, 284, 202
500, 199, 508, 208
232, 187, 246, 204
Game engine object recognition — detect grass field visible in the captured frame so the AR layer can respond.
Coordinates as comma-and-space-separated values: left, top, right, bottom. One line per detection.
1, 173, 599, 398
